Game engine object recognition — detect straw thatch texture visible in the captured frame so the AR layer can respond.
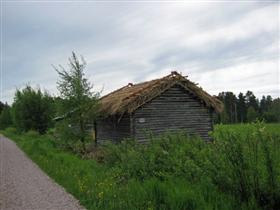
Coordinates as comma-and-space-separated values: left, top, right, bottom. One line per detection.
99, 71, 223, 116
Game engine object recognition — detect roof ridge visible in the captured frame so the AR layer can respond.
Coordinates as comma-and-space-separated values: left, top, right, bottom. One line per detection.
122, 73, 173, 101
101, 71, 183, 100
100, 84, 130, 100
99, 71, 223, 115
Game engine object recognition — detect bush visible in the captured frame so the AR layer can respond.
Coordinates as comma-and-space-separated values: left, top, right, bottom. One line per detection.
0, 106, 13, 129
25, 130, 40, 138
46, 128, 55, 136
4, 127, 18, 134
54, 120, 93, 154
2, 122, 279, 210
207, 123, 279, 209
12, 85, 55, 134
102, 122, 280, 209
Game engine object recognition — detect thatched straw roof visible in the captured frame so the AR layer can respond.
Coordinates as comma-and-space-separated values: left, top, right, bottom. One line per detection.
99, 71, 223, 116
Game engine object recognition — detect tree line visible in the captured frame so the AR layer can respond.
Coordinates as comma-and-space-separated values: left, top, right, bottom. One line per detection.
0, 52, 279, 146
215, 91, 280, 124
1, 86, 279, 134
0, 52, 99, 153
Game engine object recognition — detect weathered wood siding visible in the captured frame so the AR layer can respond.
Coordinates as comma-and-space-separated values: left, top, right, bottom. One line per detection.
96, 114, 131, 144
132, 84, 213, 143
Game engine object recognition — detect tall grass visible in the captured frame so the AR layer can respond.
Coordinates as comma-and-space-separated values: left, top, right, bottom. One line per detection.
212, 123, 280, 209
1, 122, 280, 210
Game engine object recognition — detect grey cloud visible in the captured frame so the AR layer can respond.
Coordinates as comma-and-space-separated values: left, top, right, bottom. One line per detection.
149, 29, 277, 74
1, 1, 279, 104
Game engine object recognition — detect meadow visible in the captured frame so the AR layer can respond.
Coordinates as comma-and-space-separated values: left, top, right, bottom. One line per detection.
1, 122, 280, 210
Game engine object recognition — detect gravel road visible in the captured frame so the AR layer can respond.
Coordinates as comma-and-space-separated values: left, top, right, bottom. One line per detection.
0, 135, 85, 210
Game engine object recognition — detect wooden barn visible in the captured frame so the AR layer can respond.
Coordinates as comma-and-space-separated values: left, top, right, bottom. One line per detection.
96, 71, 223, 144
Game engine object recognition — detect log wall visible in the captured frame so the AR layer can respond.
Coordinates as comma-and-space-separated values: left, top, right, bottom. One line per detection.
96, 84, 214, 144
96, 114, 131, 144
132, 84, 213, 143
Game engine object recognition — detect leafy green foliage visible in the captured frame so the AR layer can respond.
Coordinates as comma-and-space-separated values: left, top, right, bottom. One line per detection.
217, 92, 237, 123
0, 101, 6, 114
262, 98, 280, 122
54, 52, 99, 151
213, 123, 280, 208
103, 123, 280, 209
55, 52, 94, 107
247, 106, 258, 122
0, 105, 13, 129
12, 85, 55, 134
2, 123, 280, 210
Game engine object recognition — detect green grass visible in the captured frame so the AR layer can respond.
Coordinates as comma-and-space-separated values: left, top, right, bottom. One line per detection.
1, 123, 280, 210
214, 123, 280, 135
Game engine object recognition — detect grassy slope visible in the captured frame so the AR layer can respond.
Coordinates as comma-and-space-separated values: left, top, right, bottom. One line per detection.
2, 123, 280, 210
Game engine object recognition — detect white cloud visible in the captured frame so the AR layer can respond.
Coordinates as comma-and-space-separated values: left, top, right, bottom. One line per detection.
182, 4, 277, 48
1, 2, 279, 104
195, 59, 279, 98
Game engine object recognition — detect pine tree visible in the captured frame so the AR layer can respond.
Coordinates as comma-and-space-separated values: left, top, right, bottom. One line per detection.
260, 96, 267, 114
237, 93, 247, 122
245, 91, 259, 111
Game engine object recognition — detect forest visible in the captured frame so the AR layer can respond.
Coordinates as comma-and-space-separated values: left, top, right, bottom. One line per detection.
0, 53, 279, 133
0, 89, 279, 133
215, 91, 280, 124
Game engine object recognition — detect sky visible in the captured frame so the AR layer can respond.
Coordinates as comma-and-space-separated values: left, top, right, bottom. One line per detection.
1, 1, 279, 104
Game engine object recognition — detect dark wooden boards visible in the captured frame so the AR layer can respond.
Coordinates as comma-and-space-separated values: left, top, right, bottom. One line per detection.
96, 114, 131, 144
132, 85, 213, 142
96, 84, 214, 144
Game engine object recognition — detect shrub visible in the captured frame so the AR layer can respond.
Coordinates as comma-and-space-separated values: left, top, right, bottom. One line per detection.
53, 120, 94, 155
211, 122, 280, 209
25, 130, 40, 138
2, 122, 279, 210
4, 127, 18, 134
102, 122, 280, 209
0, 106, 13, 129
12, 85, 55, 134
46, 128, 55, 136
